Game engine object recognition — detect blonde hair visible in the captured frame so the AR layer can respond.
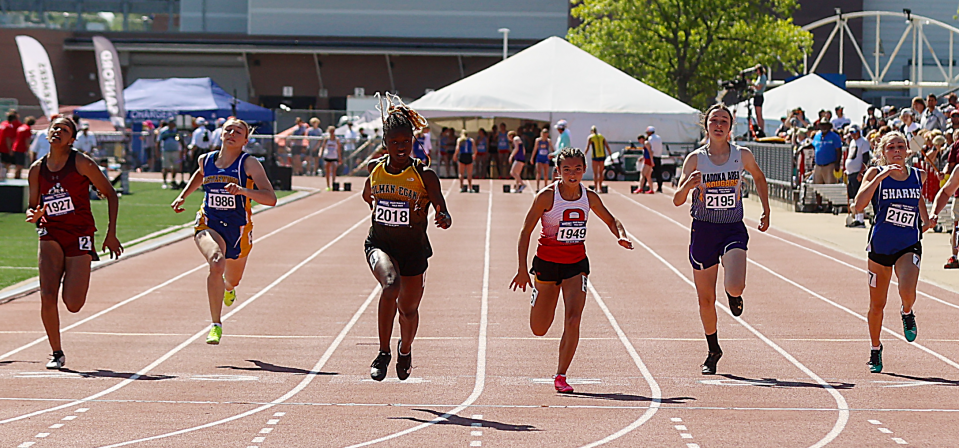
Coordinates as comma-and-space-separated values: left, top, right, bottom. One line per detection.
309, 117, 320, 127
874, 131, 907, 166
223, 118, 253, 138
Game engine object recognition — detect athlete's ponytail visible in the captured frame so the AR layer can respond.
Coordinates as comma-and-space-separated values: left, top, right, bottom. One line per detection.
376, 92, 430, 164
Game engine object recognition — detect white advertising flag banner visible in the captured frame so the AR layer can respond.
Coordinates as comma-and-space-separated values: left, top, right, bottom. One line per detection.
15, 35, 59, 119
92, 36, 125, 128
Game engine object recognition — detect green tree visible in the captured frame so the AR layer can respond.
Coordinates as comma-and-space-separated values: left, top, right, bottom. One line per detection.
568, 0, 814, 110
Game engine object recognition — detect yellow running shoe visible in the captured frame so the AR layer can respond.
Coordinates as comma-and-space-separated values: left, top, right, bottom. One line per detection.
206, 325, 222, 345
224, 289, 236, 307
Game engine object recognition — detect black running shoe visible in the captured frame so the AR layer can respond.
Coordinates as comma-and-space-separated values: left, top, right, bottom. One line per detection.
902, 312, 917, 342
701, 351, 723, 375
727, 292, 743, 317
868, 345, 883, 373
396, 339, 412, 381
370, 350, 391, 381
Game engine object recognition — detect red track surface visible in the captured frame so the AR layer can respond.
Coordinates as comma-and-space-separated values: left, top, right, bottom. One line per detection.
2, 179, 959, 447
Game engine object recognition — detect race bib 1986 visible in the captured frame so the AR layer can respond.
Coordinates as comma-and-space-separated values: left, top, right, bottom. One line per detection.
885, 203, 917, 228
374, 200, 410, 227
207, 192, 236, 210
43, 192, 75, 216
557, 221, 587, 243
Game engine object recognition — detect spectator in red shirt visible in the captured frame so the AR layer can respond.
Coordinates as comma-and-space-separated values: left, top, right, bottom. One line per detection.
11, 116, 35, 178
0, 109, 22, 179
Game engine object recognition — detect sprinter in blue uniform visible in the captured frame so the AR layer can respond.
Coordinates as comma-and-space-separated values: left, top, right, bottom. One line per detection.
456, 129, 475, 192
853, 131, 934, 373
172, 118, 277, 345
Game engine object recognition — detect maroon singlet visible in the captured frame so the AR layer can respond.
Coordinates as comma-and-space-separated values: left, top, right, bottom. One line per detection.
37, 150, 96, 234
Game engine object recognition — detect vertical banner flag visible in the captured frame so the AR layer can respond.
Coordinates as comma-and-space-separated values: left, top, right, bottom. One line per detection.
14, 35, 59, 119
92, 36, 125, 128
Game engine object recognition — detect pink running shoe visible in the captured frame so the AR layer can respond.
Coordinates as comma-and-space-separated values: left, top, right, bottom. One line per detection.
554, 374, 574, 393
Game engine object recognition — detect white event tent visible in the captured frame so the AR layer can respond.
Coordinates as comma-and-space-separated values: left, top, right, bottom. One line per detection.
735, 74, 871, 135
409, 36, 702, 147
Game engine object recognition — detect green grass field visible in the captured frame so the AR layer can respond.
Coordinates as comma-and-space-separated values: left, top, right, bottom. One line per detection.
0, 182, 295, 290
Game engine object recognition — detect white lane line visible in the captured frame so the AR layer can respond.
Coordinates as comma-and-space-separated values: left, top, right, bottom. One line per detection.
687, 444, 701, 448
671, 418, 683, 422
258, 428, 272, 434
48, 424, 63, 429
610, 204, 850, 448
675, 425, 688, 430
343, 179, 492, 448
878, 428, 893, 433
61, 416, 76, 421
266, 419, 279, 425
0, 216, 369, 426
75, 408, 88, 413
892, 437, 908, 444
0, 194, 356, 362
273, 412, 285, 417
470, 442, 482, 447
868, 420, 882, 425
743, 215, 959, 311
98, 284, 381, 447
471, 431, 483, 436
579, 281, 662, 448
17, 442, 35, 447
35, 433, 49, 438
251, 437, 265, 443
680, 433, 693, 439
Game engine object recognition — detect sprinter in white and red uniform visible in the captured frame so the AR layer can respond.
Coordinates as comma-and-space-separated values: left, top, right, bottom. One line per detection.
511, 147, 633, 393
26, 116, 123, 370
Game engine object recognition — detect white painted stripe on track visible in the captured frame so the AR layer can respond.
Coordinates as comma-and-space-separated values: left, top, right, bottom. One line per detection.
616, 189, 959, 372
579, 281, 662, 448
0, 215, 369, 426
613, 191, 849, 448
342, 178, 492, 448
97, 284, 381, 447
0, 194, 358, 363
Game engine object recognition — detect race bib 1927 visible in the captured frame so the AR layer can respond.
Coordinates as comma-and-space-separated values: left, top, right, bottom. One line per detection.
43, 192, 75, 216
374, 200, 410, 227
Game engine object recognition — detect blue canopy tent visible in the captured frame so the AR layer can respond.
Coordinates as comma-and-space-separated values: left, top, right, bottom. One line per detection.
75, 77, 272, 123
75, 77, 275, 179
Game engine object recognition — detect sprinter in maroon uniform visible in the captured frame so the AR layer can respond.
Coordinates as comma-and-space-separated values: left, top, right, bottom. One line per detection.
25, 116, 122, 370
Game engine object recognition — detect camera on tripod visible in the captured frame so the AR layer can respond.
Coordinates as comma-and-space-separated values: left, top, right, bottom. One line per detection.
716, 73, 752, 106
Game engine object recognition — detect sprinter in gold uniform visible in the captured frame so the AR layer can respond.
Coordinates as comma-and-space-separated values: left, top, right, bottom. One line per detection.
364, 93, 451, 381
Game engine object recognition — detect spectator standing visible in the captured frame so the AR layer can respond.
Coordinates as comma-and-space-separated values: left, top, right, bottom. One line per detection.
585, 125, 610, 192
921, 94, 947, 132
307, 117, 323, 176
831, 106, 851, 130
811, 121, 842, 184
188, 117, 212, 176
210, 117, 227, 148
943, 93, 959, 113
420, 127, 434, 167
289, 117, 307, 176
342, 121, 358, 163
158, 121, 182, 189
140, 120, 156, 170
844, 125, 870, 227
474, 128, 489, 179
0, 110, 22, 179
555, 120, 571, 152
750, 65, 767, 133
30, 127, 50, 162
496, 123, 511, 179
73, 122, 98, 157
646, 126, 665, 192
941, 130, 959, 268
11, 116, 35, 179
947, 110, 959, 136
899, 109, 920, 139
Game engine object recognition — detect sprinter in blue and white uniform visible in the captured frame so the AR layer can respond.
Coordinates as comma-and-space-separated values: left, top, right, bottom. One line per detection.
172, 118, 277, 345
853, 131, 933, 373
456, 129, 475, 193
533, 127, 553, 191
673, 104, 771, 375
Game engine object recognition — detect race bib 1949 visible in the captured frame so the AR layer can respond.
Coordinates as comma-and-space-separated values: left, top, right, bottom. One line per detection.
704, 187, 737, 210
557, 221, 587, 243
374, 200, 410, 227
43, 192, 75, 216
207, 192, 236, 210
885, 203, 917, 228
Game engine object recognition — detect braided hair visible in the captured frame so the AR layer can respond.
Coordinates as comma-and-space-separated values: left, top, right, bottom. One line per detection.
377, 92, 429, 164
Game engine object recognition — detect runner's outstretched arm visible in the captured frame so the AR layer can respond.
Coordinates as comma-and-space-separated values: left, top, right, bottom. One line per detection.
586, 190, 632, 249
673, 152, 700, 206
510, 190, 551, 292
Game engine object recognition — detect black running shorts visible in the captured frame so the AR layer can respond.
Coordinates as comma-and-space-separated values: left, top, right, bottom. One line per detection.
530, 255, 589, 285
365, 237, 430, 277
868, 242, 922, 267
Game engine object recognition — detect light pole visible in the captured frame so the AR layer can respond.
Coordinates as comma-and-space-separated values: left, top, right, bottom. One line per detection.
498, 28, 510, 60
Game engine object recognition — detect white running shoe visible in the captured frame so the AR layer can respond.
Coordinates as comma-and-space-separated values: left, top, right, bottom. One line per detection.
46, 351, 65, 370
